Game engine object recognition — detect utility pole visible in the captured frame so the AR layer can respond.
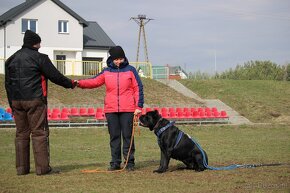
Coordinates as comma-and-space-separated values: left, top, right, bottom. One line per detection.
214, 49, 217, 75
130, 14, 153, 63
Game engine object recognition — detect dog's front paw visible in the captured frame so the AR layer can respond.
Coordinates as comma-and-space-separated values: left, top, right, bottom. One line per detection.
195, 167, 206, 172
153, 168, 166, 173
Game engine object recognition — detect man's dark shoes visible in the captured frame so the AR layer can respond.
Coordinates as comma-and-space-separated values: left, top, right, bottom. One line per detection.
37, 167, 60, 175
17, 170, 29, 176
108, 165, 121, 171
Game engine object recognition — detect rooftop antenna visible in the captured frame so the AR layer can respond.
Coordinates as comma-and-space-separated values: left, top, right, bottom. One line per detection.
130, 14, 153, 63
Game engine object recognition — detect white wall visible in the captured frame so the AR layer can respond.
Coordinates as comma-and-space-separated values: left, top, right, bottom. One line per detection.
0, 28, 3, 57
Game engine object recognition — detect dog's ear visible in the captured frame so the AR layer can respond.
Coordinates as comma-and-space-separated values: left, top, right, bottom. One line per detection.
154, 110, 159, 115
153, 110, 161, 120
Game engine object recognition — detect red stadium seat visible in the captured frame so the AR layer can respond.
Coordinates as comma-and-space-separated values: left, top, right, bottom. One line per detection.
184, 111, 192, 119
79, 108, 88, 116
70, 107, 79, 116
192, 111, 200, 119
60, 112, 69, 121
51, 112, 60, 120
161, 107, 168, 113
6, 108, 12, 114
96, 107, 104, 113
220, 111, 228, 118
52, 108, 61, 114
153, 107, 160, 113
205, 111, 213, 118
161, 111, 169, 118
95, 112, 105, 120
176, 107, 183, 113
183, 107, 189, 112
176, 111, 185, 119
190, 107, 196, 113
205, 107, 211, 112
211, 107, 218, 112
142, 108, 146, 115
197, 107, 204, 112
145, 108, 152, 113
47, 113, 52, 121
199, 111, 206, 118
61, 107, 70, 115
87, 107, 95, 116
168, 111, 176, 119
213, 111, 220, 118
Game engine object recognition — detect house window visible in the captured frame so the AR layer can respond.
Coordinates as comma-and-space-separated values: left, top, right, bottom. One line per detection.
58, 20, 69, 33
22, 19, 37, 33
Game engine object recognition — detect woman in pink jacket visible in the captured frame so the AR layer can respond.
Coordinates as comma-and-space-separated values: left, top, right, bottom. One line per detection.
77, 46, 144, 171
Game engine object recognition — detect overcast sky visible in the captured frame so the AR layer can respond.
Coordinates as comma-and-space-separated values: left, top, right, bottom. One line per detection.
1, 0, 290, 74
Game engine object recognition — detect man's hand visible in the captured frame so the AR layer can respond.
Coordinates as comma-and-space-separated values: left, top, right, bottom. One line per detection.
72, 80, 78, 89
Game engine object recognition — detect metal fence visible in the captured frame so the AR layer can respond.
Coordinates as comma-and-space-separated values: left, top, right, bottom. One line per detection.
0, 58, 153, 78
0, 58, 4, 74
52, 60, 104, 76
152, 66, 169, 79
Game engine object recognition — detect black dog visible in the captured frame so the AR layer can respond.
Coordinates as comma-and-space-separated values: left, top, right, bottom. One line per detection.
139, 110, 208, 173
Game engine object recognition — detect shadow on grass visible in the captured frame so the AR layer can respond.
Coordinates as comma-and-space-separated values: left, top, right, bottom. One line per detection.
56, 159, 208, 173
56, 160, 156, 171
137, 161, 201, 173
135, 159, 158, 169
57, 159, 161, 172
136, 160, 195, 172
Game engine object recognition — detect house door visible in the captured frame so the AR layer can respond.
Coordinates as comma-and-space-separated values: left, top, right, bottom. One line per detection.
56, 55, 66, 74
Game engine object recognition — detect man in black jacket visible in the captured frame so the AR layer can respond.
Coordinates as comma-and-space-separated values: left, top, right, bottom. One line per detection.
5, 30, 76, 175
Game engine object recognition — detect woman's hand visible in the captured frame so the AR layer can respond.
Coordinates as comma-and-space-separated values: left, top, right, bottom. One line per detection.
134, 109, 142, 115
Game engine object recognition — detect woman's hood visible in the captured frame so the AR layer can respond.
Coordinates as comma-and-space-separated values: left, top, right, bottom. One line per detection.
106, 56, 129, 69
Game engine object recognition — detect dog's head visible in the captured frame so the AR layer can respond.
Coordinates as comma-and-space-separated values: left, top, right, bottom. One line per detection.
139, 110, 162, 131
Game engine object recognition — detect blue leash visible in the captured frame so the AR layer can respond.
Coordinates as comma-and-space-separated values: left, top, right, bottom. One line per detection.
155, 121, 286, 170
190, 136, 260, 170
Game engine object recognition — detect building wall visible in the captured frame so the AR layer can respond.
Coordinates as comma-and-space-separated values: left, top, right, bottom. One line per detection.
0, 28, 4, 58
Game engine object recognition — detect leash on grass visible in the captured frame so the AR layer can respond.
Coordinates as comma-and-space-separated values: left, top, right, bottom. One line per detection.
190, 136, 289, 170
81, 114, 139, 173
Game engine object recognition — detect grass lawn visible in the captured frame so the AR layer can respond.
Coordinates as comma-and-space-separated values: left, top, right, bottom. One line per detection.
179, 79, 290, 123
0, 124, 289, 193
0, 75, 198, 107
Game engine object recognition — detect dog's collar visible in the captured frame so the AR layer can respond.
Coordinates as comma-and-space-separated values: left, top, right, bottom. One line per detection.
155, 121, 175, 138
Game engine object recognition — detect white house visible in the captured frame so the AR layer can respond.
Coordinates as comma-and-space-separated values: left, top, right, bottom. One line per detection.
0, 0, 115, 75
